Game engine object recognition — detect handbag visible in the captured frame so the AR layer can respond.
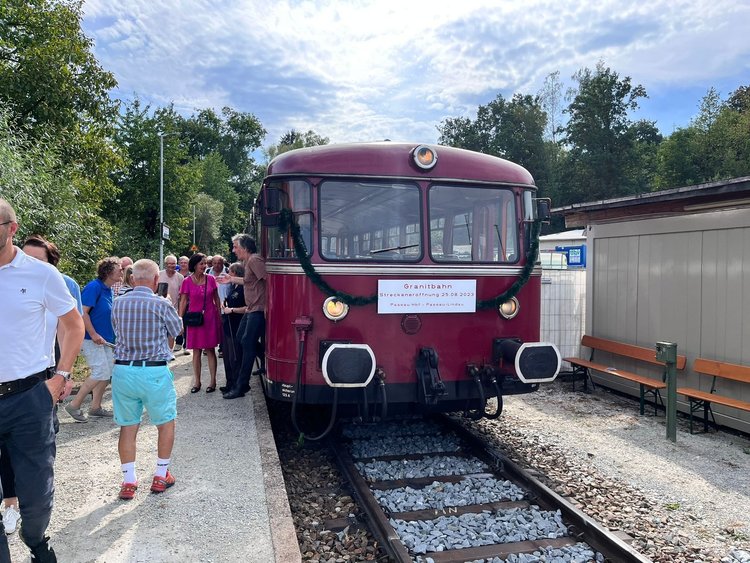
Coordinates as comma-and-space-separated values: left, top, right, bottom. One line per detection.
183, 277, 208, 327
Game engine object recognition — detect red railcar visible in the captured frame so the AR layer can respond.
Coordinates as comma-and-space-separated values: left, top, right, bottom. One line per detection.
254, 142, 559, 427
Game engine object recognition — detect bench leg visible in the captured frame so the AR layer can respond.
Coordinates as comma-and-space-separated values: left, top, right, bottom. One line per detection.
639, 384, 645, 416
653, 389, 663, 416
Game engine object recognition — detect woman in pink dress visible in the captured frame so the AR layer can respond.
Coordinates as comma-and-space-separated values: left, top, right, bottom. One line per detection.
179, 253, 222, 393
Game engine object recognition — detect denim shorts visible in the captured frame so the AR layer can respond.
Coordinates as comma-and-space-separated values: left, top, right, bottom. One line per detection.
81, 339, 114, 381
111, 364, 177, 426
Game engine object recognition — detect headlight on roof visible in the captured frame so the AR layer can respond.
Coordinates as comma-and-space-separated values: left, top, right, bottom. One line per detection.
412, 145, 437, 170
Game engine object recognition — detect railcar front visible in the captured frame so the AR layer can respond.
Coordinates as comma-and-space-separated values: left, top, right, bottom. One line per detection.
256, 142, 560, 426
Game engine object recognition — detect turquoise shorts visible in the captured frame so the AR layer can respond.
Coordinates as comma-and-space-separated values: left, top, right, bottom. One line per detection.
111, 364, 177, 426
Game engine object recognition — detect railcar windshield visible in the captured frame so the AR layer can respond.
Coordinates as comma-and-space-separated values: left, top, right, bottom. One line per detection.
429, 185, 518, 263
320, 180, 421, 261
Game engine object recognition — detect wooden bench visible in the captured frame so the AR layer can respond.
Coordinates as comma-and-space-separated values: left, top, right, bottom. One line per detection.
678, 358, 750, 434
564, 335, 687, 415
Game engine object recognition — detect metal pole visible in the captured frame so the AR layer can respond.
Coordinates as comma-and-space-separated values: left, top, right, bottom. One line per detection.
656, 342, 678, 443
193, 205, 196, 246
159, 133, 164, 268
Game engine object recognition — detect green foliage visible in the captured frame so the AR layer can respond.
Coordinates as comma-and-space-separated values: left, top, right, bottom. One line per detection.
562, 61, 650, 202
0, 0, 122, 212
177, 106, 266, 220
0, 104, 110, 282
109, 99, 195, 260
264, 129, 330, 163
437, 93, 549, 192
193, 192, 224, 253
654, 86, 750, 188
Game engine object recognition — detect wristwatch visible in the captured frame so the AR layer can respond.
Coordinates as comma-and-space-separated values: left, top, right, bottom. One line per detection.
54, 370, 71, 381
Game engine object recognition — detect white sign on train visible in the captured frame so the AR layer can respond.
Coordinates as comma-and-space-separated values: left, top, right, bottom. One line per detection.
377, 279, 477, 314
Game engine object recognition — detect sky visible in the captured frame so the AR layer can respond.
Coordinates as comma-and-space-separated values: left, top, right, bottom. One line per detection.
81, 0, 750, 151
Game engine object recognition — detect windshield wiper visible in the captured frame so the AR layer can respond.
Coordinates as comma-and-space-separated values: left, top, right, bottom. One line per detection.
370, 244, 419, 255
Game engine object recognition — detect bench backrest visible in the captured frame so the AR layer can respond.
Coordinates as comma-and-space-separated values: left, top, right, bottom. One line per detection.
581, 335, 687, 369
693, 358, 750, 384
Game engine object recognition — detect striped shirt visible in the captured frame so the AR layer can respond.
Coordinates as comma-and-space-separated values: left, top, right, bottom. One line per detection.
112, 286, 183, 362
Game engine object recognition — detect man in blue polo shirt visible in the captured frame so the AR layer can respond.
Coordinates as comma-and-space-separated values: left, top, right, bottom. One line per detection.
0, 198, 85, 562
65, 257, 122, 422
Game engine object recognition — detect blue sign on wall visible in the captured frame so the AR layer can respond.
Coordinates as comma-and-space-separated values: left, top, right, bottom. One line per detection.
555, 245, 586, 267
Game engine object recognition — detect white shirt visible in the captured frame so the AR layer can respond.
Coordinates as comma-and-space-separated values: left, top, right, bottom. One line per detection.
0, 247, 76, 381
208, 266, 230, 303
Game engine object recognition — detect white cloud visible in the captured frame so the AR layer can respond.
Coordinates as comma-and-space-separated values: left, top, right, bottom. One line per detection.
82, 0, 750, 146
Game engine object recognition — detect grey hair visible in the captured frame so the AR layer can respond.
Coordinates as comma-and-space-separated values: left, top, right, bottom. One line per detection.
132, 258, 159, 281
0, 198, 17, 223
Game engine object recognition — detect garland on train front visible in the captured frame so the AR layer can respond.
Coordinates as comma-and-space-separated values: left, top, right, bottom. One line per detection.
277, 208, 541, 310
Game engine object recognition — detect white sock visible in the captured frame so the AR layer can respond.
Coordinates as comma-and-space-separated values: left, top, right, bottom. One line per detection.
121, 462, 136, 484
155, 457, 170, 478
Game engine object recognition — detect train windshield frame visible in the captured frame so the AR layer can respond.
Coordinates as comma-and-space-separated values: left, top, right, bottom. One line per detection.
429, 184, 519, 264
319, 180, 423, 262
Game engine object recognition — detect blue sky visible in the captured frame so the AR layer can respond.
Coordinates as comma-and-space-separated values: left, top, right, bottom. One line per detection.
81, 0, 750, 152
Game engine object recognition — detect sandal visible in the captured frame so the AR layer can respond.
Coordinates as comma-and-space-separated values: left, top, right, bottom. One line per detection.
206, 386, 216, 393
190, 384, 201, 393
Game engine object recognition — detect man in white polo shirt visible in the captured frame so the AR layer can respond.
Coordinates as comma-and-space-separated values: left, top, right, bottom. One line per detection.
0, 198, 85, 563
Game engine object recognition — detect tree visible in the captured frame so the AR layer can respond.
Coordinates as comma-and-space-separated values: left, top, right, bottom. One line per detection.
263, 129, 329, 162
0, 104, 110, 281
437, 94, 549, 192
193, 192, 224, 253
562, 61, 650, 201
177, 107, 266, 220
109, 99, 196, 260
0, 0, 122, 211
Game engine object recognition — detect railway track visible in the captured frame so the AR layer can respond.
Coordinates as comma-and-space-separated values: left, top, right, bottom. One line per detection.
328, 415, 651, 563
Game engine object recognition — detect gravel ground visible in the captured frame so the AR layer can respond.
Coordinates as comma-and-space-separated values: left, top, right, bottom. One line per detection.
7, 353, 280, 563
276, 379, 750, 563
472, 380, 750, 562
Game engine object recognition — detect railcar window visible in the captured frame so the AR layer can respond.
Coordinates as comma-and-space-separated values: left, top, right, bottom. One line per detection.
265, 180, 312, 259
320, 181, 421, 261
429, 185, 518, 263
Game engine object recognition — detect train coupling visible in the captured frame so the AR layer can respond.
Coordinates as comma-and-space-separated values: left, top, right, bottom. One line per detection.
493, 338, 561, 383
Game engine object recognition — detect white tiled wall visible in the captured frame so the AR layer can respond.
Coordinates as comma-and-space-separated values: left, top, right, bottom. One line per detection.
541, 269, 586, 361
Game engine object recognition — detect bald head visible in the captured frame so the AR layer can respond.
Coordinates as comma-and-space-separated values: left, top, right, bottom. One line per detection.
132, 259, 159, 290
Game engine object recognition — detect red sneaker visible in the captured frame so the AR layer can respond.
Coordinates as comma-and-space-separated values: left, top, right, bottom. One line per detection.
119, 482, 138, 500
150, 470, 175, 493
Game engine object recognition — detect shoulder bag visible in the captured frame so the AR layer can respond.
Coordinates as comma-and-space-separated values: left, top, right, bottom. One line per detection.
183, 277, 207, 327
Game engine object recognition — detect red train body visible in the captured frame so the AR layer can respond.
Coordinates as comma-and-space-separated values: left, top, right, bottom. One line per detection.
254, 142, 560, 421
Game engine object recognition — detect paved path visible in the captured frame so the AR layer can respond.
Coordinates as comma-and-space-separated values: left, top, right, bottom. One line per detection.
9, 354, 300, 563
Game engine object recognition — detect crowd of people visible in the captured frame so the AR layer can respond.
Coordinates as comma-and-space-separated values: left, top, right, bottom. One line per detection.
0, 197, 266, 562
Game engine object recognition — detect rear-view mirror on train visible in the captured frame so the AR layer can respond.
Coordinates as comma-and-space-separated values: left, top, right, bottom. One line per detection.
535, 198, 551, 223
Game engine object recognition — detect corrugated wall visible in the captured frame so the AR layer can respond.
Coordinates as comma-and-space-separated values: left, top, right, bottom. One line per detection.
587, 209, 750, 433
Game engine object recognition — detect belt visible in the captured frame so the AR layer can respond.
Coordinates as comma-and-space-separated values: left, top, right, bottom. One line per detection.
114, 360, 168, 367
0, 372, 46, 399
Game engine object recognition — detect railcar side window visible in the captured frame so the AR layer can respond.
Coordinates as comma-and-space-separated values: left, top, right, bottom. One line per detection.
265, 180, 312, 259
429, 185, 518, 263
320, 181, 421, 261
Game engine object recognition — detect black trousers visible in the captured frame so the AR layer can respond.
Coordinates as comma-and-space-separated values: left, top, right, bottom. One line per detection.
233, 312, 265, 393
0, 381, 56, 557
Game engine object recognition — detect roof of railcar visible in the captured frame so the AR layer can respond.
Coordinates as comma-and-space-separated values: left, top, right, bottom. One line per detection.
266, 142, 535, 187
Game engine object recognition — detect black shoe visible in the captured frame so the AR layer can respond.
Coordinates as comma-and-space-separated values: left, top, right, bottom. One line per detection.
252, 368, 266, 376
223, 389, 245, 400
27, 536, 57, 563
219, 386, 228, 393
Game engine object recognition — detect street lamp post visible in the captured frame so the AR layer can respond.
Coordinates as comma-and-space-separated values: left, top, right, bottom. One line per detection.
159, 132, 165, 268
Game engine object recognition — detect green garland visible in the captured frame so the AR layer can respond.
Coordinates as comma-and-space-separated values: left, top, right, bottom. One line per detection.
277, 208, 541, 309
